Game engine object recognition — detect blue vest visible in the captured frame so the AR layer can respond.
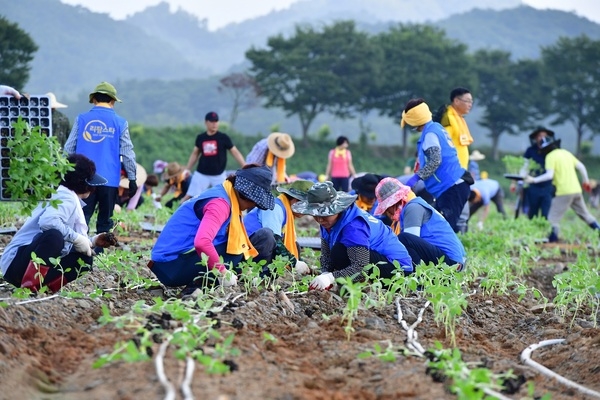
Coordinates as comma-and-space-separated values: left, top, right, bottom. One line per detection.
322, 204, 412, 267
401, 197, 466, 263
244, 197, 287, 236
75, 106, 127, 186
151, 185, 231, 262
417, 121, 465, 198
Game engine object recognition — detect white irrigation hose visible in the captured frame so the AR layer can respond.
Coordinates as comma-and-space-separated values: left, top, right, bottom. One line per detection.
181, 357, 195, 400
15, 294, 59, 305
156, 338, 176, 400
521, 339, 600, 398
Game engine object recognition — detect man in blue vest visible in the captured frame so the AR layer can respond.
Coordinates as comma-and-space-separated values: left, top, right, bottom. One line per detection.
400, 98, 470, 233
64, 82, 137, 235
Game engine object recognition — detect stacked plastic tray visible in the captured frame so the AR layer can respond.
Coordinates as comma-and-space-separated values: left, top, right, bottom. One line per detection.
0, 95, 53, 200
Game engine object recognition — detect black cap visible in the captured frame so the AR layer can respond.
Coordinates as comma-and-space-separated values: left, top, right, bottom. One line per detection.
85, 172, 108, 186
205, 111, 219, 122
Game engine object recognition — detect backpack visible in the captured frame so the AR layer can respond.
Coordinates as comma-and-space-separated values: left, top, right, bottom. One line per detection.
432, 104, 447, 124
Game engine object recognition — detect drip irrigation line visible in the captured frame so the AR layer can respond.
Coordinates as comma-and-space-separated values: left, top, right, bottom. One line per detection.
15, 294, 59, 305
156, 338, 176, 400
521, 339, 600, 398
181, 357, 195, 400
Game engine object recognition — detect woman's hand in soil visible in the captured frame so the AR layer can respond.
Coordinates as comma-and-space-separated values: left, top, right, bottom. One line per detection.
309, 273, 334, 290
73, 234, 93, 256
92, 232, 119, 248
293, 260, 311, 275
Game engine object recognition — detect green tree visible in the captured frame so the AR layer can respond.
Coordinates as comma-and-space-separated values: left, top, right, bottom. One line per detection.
246, 21, 382, 142
541, 35, 600, 156
474, 50, 547, 160
0, 17, 38, 89
370, 24, 476, 158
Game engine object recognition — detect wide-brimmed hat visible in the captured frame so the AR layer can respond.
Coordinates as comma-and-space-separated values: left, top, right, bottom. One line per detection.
234, 165, 275, 210
153, 159, 168, 174
351, 173, 383, 199
374, 177, 411, 216
529, 127, 555, 140
162, 162, 183, 180
469, 150, 485, 161
292, 181, 357, 217
45, 92, 67, 109
119, 163, 147, 189
539, 136, 561, 155
86, 173, 107, 186
267, 132, 295, 159
277, 179, 314, 201
89, 81, 122, 103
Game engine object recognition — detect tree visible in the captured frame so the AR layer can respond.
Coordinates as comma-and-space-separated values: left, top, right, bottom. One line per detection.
0, 17, 38, 90
246, 21, 382, 142
370, 24, 476, 158
474, 50, 547, 160
218, 72, 260, 129
541, 35, 600, 156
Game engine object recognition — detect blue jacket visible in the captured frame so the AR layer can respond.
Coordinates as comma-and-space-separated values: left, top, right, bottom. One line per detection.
244, 197, 287, 236
322, 204, 412, 268
75, 106, 127, 186
151, 185, 231, 262
417, 121, 465, 198
401, 197, 466, 264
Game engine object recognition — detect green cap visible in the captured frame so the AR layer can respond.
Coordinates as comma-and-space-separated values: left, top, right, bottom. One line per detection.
276, 179, 314, 201
89, 81, 122, 103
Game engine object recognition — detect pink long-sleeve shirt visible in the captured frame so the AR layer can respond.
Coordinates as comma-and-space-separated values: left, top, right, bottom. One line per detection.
193, 198, 231, 273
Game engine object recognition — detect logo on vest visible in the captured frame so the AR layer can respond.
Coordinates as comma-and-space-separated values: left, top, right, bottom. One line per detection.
83, 120, 116, 143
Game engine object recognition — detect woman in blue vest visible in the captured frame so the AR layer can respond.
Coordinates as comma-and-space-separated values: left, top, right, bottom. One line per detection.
292, 181, 413, 290
374, 177, 466, 272
244, 179, 314, 275
401, 98, 470, 233
149, 165, 275, 296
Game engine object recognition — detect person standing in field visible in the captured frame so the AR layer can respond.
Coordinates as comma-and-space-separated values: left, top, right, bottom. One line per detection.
46, 92, 70, 148
64, 82, 137, 235
325, 136, 356, 192
182, 111, 245, 202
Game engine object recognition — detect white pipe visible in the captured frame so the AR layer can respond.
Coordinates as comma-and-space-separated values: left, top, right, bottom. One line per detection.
521, 339, 600, 398
181, 357, 195, 400
156, 339, 176, 400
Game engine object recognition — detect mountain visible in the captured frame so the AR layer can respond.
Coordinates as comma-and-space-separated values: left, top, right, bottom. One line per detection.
0, 0, 208, 95
437, 6, 600, 59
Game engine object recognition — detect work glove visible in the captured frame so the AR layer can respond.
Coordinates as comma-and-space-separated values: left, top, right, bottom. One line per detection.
524, 175, 536, 184
582, 182, 592, 193
92, 232, 119, 248
0, 85, 21, 98
476, 221, 484, 231
73, 234, 93, 256
218, 270, 238, 287
128, 179, 138, 198
309, 272, 335, 291
293, 260, 311, 275
405, 174, 419, 188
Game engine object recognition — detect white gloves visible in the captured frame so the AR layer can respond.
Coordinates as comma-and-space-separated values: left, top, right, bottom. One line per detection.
218, 270, 238, 287
309, 272, 335, 291
294, 260, 311, 275
476, 221, 484, 231
524, 175, 536, 184
73, 234, 93, 256
0, 85, 21, 98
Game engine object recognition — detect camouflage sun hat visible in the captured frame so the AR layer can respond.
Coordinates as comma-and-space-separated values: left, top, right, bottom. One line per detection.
276, 179, 314, 201
291, 181, 357, 217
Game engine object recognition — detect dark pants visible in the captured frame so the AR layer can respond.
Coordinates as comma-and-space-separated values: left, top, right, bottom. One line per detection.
435, 181, 470, 233
331, 177, 350, 192
470, 187, 507, 219
83, 186, 118, 233
398, 232, 460, 268
527, 184, 553, 219
3, 229, 93, 287
330, 242, 400, 279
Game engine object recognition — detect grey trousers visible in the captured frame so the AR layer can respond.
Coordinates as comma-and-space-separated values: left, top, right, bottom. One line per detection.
548, 193, 597, 235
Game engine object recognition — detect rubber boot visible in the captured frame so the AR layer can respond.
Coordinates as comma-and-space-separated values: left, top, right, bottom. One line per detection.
20, 260, 50, 292
46, 275, 68, 293
548, 229, 559, 243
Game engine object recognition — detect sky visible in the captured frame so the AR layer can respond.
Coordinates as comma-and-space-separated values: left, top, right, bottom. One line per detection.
59, 0, 600, 30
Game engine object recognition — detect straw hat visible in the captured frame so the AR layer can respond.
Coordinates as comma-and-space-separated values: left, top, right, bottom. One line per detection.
469, 150, 485, 161
119, 163, 148, 189
45, 92, 67, 109
267, 132, 295, 159
162, 162, 184, 180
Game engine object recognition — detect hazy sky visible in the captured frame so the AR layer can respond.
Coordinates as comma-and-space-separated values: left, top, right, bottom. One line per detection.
59, 0, 600, 30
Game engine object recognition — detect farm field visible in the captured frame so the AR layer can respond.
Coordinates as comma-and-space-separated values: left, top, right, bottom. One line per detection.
0, 202, 598, 400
